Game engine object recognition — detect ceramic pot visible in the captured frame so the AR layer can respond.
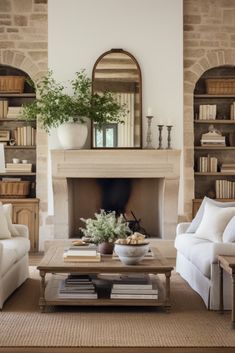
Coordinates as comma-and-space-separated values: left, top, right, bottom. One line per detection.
114, 243, 149, 265
57, 121, 88, 149
98, 242, 114, 255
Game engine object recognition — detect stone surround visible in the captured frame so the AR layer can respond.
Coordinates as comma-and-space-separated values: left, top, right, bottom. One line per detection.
0, 0, 51, 245
183, 0, 235, 220
51, 149, 181, 240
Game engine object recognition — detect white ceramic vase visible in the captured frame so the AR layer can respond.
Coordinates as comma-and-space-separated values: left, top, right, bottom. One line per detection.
57, 121, 88, 149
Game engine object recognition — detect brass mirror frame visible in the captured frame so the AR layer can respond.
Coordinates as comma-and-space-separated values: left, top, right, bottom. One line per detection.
91, 48, 142, 149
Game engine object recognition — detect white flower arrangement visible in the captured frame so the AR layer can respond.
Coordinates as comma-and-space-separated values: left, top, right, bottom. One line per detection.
80, 209, 131, 244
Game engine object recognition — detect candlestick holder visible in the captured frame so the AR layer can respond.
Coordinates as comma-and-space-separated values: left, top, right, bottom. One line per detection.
157, 125, 164, 149
166, 125, 173, 149
145, 115, 154, 149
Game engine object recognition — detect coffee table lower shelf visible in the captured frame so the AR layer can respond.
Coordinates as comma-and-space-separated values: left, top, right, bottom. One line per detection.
40, 276, 168, 311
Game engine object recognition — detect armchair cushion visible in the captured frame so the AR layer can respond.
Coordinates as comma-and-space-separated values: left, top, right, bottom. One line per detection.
223, 216, 235, 243
0, 204, 11, 239
2, 203, 19, 237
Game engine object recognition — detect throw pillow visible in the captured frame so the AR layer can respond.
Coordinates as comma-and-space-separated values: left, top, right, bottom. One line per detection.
223, 216, 235, 243
2, 203, 19, 236
195, 202, 235, 242
186, 196, 235, 233
0, 203, 11, 239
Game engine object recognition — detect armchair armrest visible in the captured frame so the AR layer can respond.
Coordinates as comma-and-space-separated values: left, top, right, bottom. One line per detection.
176, 222, 191, 236
14, 224, 29, 239
211, 243, 235, 263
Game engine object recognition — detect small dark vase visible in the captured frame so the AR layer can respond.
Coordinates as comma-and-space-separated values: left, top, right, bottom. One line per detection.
98, 242, 114, 255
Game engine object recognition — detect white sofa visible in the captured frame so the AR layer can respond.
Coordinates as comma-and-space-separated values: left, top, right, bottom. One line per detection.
175, 222, 235, 310
0, 224, 30, 309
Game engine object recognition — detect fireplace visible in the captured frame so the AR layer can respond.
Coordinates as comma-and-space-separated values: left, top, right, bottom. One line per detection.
51, 149, 181, 240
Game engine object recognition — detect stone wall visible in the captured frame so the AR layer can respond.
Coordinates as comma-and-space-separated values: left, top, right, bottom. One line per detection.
0, 0, 51, 247
183, 0, 235, 219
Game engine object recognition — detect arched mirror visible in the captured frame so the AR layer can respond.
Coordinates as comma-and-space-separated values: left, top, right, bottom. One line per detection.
92, 49, 142, 148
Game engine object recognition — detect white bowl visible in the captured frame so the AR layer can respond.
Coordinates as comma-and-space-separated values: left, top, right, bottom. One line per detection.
114, 243, 149, 265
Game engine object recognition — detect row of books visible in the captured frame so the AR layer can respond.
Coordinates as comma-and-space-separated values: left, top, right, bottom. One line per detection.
5, 163, 32, 173
63, 247, 101, 263
215, 179, 235, 199
198, 105, 216, 120
13, 126, 36, 146
0, 100, 8, 119
7, 106, 23, 119
198, 156, 218, 173
58, 275, 97, 299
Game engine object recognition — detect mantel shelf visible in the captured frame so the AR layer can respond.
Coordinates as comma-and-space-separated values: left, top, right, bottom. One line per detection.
194, 94, 235, 98
194, 120, 235, 124
195, 172, 235, 176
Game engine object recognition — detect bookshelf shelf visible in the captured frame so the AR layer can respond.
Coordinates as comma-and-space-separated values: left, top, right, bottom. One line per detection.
0, 172, 36, 176
194, 120, 235, 124
0, 93, 36, 98
195, 146, 235, 150
4, 146, 36, 149
195, 94, 235, 98
0, 118, 36, 122
195, 172, 235, 176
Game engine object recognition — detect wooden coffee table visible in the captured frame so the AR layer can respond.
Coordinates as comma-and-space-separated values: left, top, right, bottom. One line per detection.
37, 246, 173, 312
218, 255, 235, 329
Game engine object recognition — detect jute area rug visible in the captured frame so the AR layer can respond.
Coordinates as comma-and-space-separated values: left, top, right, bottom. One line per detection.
0, 267, 235, 352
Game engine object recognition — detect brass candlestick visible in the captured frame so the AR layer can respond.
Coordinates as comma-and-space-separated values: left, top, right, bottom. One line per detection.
145, 115, 154, 149
166, 125, 173, 149
157, 125, 164, 149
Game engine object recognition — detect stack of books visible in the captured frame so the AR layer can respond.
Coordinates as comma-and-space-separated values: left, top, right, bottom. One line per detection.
220, 163, 235, 173
13, 126, 36, 146
63, 248, 101, 263
7, 106, 23, 119
198, 104, 217, 120
111, 282, 158, 300
200, 130, 225, 146
5, 163, 32, 173
0, 100, 8, 119
198, 155, 218, 172
215, 179, 235, 199
58, 274, 97, 299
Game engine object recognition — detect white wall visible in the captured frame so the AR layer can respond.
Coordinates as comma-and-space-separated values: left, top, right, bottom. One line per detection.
48, 0, 184, 213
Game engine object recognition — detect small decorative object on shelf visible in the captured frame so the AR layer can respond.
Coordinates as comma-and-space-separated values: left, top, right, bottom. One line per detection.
166, 125, 173, 150
157, 125, 164, 149
145, 115, 154, 149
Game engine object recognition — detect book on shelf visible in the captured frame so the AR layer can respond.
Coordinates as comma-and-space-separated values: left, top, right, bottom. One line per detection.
57, 278, 97, 299
220, 163, 235, 173
112, 288, 158, 295
230, 102, 235, 120
0, 100, 8, 119
112, 283, 153, 290
5, 163, 32, 173
215, 179, 235, 199
1, 177, 21, 181
7, 106, 23, 119
13, 126, 36, 146
198, 104, 216, 120
198, 155, 218, 173
97, 273, 150, 285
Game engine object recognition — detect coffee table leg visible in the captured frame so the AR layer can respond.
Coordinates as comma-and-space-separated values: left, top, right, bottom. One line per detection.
219, 263, 224, 315
165, 271, 171, 312
232, 273, 235, 329
39, 270, 46, 313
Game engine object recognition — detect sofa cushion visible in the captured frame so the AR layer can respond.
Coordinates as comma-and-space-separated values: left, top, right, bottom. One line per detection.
195, 202, 235, 242
175, 233, 214, 278
223, 216, 235, 243
1, 247, 16, 276
0, 237, 30, 261
186, 197, 235, 233
2, 203, 19, 237
0, 204, 11, 239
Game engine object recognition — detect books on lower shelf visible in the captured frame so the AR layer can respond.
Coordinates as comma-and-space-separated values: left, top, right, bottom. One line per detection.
0, 99, 8, 119
111, 282, 158, 300
220, 163, 235, 173
198, 155, 218, 173
230, 102, 235, 120
215, 179, 235, 199
63, 248, 101, 262
58, 275, 97, 299
198, 104, 216, 120
7, 106, 23, 119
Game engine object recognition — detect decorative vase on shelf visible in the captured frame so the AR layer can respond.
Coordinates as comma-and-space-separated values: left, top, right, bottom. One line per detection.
57, 121, 88, 149
98, 242, 114, 255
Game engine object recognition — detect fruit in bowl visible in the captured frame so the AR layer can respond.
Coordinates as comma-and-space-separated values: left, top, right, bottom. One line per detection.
114, 233, 149, 265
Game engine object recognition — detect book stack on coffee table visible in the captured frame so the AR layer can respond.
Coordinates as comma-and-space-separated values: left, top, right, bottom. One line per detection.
58, 274, 97, 299
63, 248, 101, 262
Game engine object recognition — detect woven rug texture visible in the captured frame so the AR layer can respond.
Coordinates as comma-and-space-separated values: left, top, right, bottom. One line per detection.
0, 267, 235, 347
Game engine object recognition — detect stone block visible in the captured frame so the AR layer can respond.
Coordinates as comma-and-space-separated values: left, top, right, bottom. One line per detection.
30, 14, 47, 22
223, 10, 235, 25
0, 41, 15, 49
184, 24, 194, 31
0, 27, 4, 33
0, 0, 11, 12
184, 70, 198, 85
184, 48, 205, 58
217, 50, 225, 65
184, 40, 200, 47
13, 0, 32, 12
0, 14, 10, 19
28, 50, 47, 61
17, 41, 47, 49
13, 52, 26, 67
184, 93, 194, 107
14, 15, 28, 26
200, 40, 219, 47
33, 4, 47, 12
34, 0, 47, 3
207, 51, 219, 67
184, 15, 201, 24
199, 57, 210, 70
0, 34, 9, 41
2, 50, 13, 65
0, 20, 11, 26
6, 27, 19, 33
184, 59, 195, 68
215, 32, 228, 40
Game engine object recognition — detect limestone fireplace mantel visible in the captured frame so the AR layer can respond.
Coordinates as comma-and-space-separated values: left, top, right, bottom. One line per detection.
51, 149, 181, 240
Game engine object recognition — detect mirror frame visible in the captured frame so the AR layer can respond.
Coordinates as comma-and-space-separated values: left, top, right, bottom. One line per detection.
91, 48, 142, 149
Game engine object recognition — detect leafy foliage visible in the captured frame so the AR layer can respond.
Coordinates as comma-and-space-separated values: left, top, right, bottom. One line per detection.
22, 70, 126, 132
80, 209, 131, 244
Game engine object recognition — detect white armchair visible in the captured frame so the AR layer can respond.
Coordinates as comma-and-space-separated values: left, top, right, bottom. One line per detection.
0, 224, 30, 309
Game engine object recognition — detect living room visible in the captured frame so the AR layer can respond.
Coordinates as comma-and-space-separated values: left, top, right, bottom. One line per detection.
0, 0, 235, 352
